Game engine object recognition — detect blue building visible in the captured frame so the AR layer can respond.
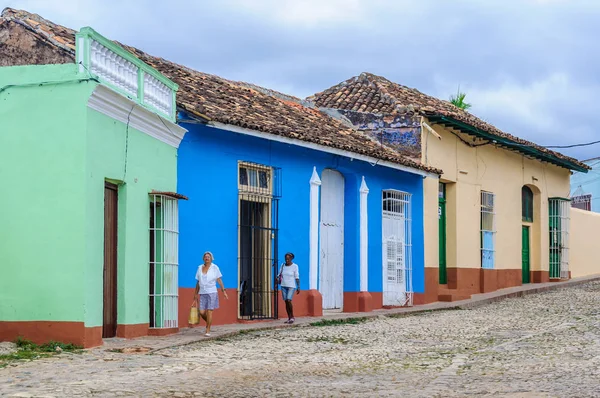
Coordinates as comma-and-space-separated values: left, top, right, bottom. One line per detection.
160, 72, 439, 325
0, 7, 440, 329
571, 158, 600, 212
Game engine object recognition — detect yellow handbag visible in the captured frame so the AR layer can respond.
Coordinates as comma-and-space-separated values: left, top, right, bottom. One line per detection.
188, 301, 199, 325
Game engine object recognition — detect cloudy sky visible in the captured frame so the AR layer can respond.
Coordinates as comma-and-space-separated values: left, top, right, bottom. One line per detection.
7, 0, 600, 160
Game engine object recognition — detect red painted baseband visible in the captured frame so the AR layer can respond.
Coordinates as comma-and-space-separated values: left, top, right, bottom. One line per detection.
306, 290, 323, 317
116, 323, 150, 339
148, 327, 179, 336
531, 270, 550, 283
0, 321, 102, 348
343, 292, 374, 313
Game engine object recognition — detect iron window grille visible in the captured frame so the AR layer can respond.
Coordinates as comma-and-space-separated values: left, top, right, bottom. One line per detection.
149, 194, 179, 329
238, 161, 280, 320
481, 191, 496, 269
382, 190, 413, 307
549, 198, 570, 279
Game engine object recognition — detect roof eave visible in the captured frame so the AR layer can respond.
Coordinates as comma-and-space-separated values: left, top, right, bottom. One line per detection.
427, 115, 589, 173
205, 121, 441, 178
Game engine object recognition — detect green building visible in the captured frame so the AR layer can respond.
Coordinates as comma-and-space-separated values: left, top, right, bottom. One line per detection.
0, 24, 186, 347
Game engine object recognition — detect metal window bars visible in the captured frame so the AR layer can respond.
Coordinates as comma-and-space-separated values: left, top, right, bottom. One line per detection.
149, 194, 179, 329
238, 162, 280, 320
549, 198, 570, 279
382, 190, 413, 307
481, 191, 496, 269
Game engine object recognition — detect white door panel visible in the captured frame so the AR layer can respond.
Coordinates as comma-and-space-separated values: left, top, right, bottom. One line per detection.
319, 169, 344, 309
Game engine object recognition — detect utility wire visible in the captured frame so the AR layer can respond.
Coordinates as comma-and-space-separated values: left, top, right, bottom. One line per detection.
544, 140, 600, 149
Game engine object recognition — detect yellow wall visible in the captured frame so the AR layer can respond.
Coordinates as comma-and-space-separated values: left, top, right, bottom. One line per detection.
422, 120, 571, 273
570, 208, 600, 278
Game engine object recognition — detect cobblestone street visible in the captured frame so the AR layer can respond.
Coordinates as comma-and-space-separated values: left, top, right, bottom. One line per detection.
1, 281, 600, 397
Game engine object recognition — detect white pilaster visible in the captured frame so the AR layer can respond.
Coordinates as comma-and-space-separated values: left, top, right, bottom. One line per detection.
359, 176, 369, 292
309, 167, 322, 290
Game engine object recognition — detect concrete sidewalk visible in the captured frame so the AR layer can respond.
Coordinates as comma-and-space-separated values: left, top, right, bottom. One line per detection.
100, 274, 600, 353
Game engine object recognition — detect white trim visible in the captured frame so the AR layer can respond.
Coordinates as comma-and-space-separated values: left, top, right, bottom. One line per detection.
88, 85, 187, 148
76, 36, 85, 73
359, 176, 369, 292
209, 122, 438, 179
309, 166, 321, 290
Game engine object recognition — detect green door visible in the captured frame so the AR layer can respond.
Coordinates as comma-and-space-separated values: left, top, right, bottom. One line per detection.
439, 183, 447, 284
522, 226, 530, 284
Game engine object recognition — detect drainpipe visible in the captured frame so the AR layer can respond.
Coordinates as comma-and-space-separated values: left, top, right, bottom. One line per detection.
309, 167, 321, 290
360, 176, 369, 292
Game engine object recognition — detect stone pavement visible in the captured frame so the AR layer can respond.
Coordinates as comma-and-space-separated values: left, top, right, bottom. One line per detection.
1, 275, 600, 397
100, 274, 600, 353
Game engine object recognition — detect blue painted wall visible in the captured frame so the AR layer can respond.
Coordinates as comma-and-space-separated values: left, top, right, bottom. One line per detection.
571, 159, 600, 212
177, 121, 425, 294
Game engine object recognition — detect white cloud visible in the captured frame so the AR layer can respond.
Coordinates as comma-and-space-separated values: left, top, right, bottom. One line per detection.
433, 73, 599, 149
223, 0, 362, 26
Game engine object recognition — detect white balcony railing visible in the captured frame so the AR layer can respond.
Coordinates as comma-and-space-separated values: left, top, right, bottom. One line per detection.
76, 27, 178, 122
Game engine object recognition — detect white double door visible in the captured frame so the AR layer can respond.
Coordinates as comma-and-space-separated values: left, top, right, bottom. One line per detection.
319, 169, 344, 309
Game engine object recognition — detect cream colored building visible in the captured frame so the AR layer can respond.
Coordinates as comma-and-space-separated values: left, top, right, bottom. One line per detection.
311, 72, 592, 303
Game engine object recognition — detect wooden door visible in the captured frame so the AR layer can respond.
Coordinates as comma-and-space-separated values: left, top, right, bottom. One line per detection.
103, 182, 118, 338
319, 169, 344, 310
522, 226, 530, 284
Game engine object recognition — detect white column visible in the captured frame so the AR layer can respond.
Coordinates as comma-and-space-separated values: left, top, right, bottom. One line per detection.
359, 176, 369, 292
309, 167, 322, 290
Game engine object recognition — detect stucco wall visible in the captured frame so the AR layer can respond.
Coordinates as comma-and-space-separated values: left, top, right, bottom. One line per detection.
570, 208, 600, 278
423, 120, 571, 275
177, 123, 426, 297
83, 101, 178, 328
0, 64, 179, 329
0, 64, 91, 322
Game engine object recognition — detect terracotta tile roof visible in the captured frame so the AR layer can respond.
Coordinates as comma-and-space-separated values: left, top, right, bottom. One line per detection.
309, 72, 589, 171
0, 8, 441, 175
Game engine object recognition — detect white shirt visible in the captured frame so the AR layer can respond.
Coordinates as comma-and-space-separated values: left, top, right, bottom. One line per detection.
279, 263, 299, 288
195, 264, 223, 294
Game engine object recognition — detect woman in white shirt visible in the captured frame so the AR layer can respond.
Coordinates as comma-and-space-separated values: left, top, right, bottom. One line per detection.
278, 252, 300, 324
193, 251, 228, 337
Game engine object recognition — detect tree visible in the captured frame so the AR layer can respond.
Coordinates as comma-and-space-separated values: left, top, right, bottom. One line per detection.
449, 87, 472, 111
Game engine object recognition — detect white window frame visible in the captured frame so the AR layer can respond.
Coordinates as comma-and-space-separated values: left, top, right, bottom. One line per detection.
149, 194, 179, 329
480, 191, 496, 269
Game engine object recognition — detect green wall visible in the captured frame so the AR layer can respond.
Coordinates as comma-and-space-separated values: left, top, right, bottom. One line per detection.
84, 105, 177, 327
0, 64, 179, 329
0, 64, 92, 322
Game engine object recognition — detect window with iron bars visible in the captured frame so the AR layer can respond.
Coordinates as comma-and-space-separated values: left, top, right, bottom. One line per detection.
549, 198, 570, 279
238, 162, 280, 320
382, 190, 413, 306
149, 194, 179, 329
481, 191, 495, 269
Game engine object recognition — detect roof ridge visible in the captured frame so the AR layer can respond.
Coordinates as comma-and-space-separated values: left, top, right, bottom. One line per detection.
358, 72, 407, 114
0, 8, 442, 175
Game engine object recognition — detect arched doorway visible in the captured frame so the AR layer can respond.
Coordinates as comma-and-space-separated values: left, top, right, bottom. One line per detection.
319, 169, 345, 309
